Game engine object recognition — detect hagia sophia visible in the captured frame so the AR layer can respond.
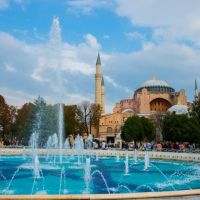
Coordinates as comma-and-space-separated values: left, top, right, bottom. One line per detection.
94, 52, 195, 144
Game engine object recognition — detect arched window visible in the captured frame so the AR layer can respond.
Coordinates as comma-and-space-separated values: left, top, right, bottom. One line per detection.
107, 127, 112, 133
150, 98, 171, 112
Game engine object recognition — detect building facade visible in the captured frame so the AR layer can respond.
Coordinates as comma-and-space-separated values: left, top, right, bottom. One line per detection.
98, 75, 188, 143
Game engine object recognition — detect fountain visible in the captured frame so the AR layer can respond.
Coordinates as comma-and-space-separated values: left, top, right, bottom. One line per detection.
125, 151, 129, 175
1, 149, 200, 195
144, 151, 150, 171
87, 134, 93, 149
49, 17, 64, 164
58, 103, 63, 164
74, 134, 84, 166
84, 158, 91, 194
95, 151, 99, 161
22, 146, 26, 160
134, 149, 138, 164
30, 132, 40, 179
64, 138, 70, 149
46, 133, 59, 161
116, 151, 120, 162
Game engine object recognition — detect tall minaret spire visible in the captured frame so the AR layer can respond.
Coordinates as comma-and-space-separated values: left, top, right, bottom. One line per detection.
95, 52, 102, 106
101, 76, 105, 113
195, 79, 199, 101
95, 52, 105, 113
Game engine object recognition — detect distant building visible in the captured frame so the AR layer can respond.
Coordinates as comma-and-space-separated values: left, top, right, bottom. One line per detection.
95, 69, 188, 142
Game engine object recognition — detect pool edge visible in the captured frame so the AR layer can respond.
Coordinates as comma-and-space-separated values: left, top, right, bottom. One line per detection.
1, 189, 200, 199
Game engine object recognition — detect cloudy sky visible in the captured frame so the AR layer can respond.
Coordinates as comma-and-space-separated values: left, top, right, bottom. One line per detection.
0, 0, 200, 112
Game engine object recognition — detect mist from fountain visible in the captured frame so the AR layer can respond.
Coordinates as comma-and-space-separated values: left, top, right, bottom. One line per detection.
22, 146, 26, 160
134, 149, 138, 164
46, 133, 58, 161
31, 169, 45, 195
64, 138, 70, 149
58, 104, 64, 164
84, 158, 91, 194
30, 132, 40, 179
144, 151, 150, 171
59, 167, 65, 194
49, 17, 64, 164
95, 151, 99, 161
74, 134, 84, 166
87, 134, 93, 149
116, 151, 120, 162
125, 151, 129, 175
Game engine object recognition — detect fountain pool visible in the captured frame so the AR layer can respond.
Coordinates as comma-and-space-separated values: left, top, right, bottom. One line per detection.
0, 153, 200, 195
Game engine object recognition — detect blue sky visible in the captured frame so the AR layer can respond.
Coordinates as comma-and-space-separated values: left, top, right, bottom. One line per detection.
0, 0, 200, 112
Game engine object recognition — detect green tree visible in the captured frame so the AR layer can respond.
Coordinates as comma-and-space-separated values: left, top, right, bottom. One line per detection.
14, 103, 34, 143
162, 114, 200, 143
191, 99, 200, 125
64, 105, 80, 137
121, 116, 144, 144
89, 104, 101, 136
140, 117, 156, 142
0, 95, 17, 140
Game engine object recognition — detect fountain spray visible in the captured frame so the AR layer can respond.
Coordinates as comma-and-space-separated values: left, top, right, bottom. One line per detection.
84, 158, 91, 193
49, 17, 64, 164
125, 151, 129, 175
144, 151, 150, 170
134, 149, 138, 164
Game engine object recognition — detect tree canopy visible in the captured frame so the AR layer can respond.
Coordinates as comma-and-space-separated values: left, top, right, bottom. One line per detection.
121, 116, 155, 143
191, 98, 200, 125
162, 114, 200, 143
76, 101, 101, 136
0, 95, 17, 140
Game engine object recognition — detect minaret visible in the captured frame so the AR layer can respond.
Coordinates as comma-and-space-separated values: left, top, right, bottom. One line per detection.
195, 79, 199, 101
95, 52, 105, 113
101, 76, 105, 113
95, 52, 102, 106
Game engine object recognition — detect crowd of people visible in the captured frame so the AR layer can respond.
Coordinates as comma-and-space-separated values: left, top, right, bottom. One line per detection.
0, 137, 22, 147
121, 141, 197, 153
0, 136, 198, 153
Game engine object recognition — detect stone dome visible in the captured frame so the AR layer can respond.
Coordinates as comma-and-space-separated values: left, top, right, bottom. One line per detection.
141, 79, 170, 87
136, 76, 175, 93
168, 104, 188, 115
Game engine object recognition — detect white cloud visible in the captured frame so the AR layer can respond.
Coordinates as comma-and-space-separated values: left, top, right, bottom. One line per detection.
84, 33, 101, 50
115, 0, 200, 45
104, 75, 131, 93
66, 0, 114, 14
0, 31, 105, 107
0, 87, 35, 107
103, 40, 200, 103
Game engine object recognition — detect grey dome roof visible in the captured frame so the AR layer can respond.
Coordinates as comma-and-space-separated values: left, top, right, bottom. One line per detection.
141, 79, 170, 87
168, 104, 188, 115
136, 76, 175, 93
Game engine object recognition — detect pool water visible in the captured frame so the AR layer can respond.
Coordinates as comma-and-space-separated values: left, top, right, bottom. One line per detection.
0, 155, 200, 195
